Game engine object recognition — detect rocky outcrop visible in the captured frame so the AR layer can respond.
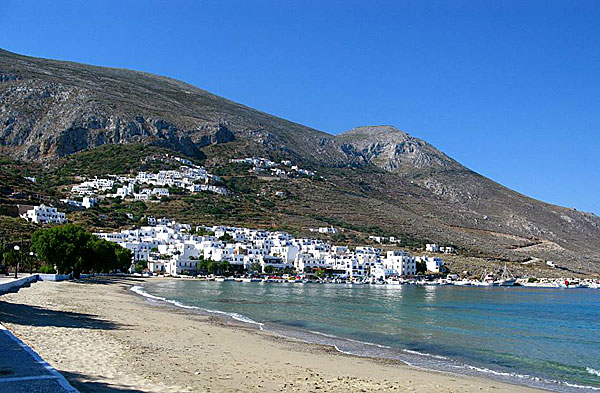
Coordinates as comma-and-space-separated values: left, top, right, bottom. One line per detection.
335, 126, 460, 172
0, 76, 226, 159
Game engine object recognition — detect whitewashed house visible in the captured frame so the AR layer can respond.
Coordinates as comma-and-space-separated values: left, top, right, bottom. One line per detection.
426, 243, 440, 252
384, 251, 416, 276
20, 205, 66, 224
441, 246, 455, 254
310, 226, 338, 234
417, 255, 445, 273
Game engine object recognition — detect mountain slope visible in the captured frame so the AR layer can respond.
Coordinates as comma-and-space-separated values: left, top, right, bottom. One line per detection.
1, 49, 598, 274
0, 48, 359, 165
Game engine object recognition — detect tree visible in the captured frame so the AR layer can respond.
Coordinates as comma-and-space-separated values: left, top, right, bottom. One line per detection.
134, 260, 146, 273
220, 233, 234, 242
416, 260, 427, 274
31, 225, 132, 278
207, 261, 219, 275
31, 225, 92, 278
198, 258, 210, 274
194, 227, 214, 236
315, 269, 325, 278
250, 262, 262, 274
86, 237, 116, 273
114, 247, 132, 272
283, 267, 295, 275
219, 261, 231, 276
264, 265, 275, 274
3, 249, 18, 270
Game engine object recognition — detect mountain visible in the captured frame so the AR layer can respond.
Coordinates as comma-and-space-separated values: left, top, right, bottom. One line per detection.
0, 48, 357, 166
1, 49, 599, 274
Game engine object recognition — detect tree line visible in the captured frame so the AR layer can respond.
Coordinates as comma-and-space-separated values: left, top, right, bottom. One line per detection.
30, 224, 132, 278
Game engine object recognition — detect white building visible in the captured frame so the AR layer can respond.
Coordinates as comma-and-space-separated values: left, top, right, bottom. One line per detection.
82, 197, 97, 209
310, 226, 338, 234
441, 246, 455, 254
20, 205, 67, 224
152, 188, 170, 197
417, 255, 445, 273
384, 251, 416, 276
426, 243, 440, 252
116, 183, 135, 198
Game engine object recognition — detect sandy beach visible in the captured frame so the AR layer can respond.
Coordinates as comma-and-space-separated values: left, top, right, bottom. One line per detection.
0, 277, 547, 393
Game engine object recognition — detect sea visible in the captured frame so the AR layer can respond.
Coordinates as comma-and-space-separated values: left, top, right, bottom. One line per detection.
132, 280, 600, 392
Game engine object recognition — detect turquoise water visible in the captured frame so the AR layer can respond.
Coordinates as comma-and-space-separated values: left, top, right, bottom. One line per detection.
136, 281, 600, 392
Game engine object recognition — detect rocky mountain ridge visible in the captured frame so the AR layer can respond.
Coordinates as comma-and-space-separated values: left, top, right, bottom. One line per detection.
336, 125, 462, 172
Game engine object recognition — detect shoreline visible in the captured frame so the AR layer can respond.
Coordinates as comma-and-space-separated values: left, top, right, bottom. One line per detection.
0, 277, 551, 392
133, 279, 596, 393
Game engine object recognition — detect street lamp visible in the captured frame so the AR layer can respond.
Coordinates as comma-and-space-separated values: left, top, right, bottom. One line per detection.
29, 251, 35, 275
13, 245, 19, 278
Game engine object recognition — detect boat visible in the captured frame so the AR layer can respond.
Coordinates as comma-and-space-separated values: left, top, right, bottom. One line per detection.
496, 263, 516, 286
453, 279, 472, 286
477, 270, 495, 286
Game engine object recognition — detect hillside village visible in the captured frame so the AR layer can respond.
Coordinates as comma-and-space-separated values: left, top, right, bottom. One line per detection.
230, 157, 317, 178
69, 154, 227, 202
14, 153, 325, 227
18, 155, 320, 215
93, 217, 446, 280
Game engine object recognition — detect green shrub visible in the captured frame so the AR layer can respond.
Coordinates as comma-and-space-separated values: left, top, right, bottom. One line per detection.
39, 264, 56, 274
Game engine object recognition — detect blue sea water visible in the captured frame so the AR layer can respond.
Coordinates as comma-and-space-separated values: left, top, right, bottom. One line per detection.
134, 281, 600, 392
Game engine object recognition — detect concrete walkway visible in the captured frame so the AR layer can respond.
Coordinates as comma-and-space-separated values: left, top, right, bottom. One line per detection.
0, 324, 78, 393
0, 274, 39, 295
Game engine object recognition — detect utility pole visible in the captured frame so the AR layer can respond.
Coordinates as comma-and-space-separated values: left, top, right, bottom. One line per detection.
29, 243, 35, 275
20, 236, 23, 276
13, 244, 20, 279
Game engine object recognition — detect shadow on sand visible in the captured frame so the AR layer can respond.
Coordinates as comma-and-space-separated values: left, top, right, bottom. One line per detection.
61, 371, 150, 393
0, 300, 121, 330
71, 276, 147, 286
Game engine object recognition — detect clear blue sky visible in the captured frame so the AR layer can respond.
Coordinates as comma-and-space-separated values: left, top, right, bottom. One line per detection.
1, 1, 599, 215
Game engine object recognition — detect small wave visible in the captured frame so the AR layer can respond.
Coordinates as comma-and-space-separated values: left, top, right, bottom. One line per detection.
131, 286, 197, 309
561, 381, 600, 391
459, 364, 533, 380
130, 285, 167, 301
402, 348, 449, 360
308, 330, 391, 349
308, 330, 340, 339
588, 368, 600, 378
456, 364, 600, 391
333, 345, 354, 355
205, 309, 264, 329
165, 299, 199, 310
130, 285, 264, 328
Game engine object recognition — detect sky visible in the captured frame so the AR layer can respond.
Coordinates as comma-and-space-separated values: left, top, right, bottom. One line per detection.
1, 0, 599, 215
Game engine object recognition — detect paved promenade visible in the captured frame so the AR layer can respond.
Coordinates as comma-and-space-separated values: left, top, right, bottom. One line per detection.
0, 324, 78, 393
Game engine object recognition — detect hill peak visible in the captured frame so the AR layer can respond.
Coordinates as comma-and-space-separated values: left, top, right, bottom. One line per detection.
335, 125, 460, 172
340, 125, 407, 138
